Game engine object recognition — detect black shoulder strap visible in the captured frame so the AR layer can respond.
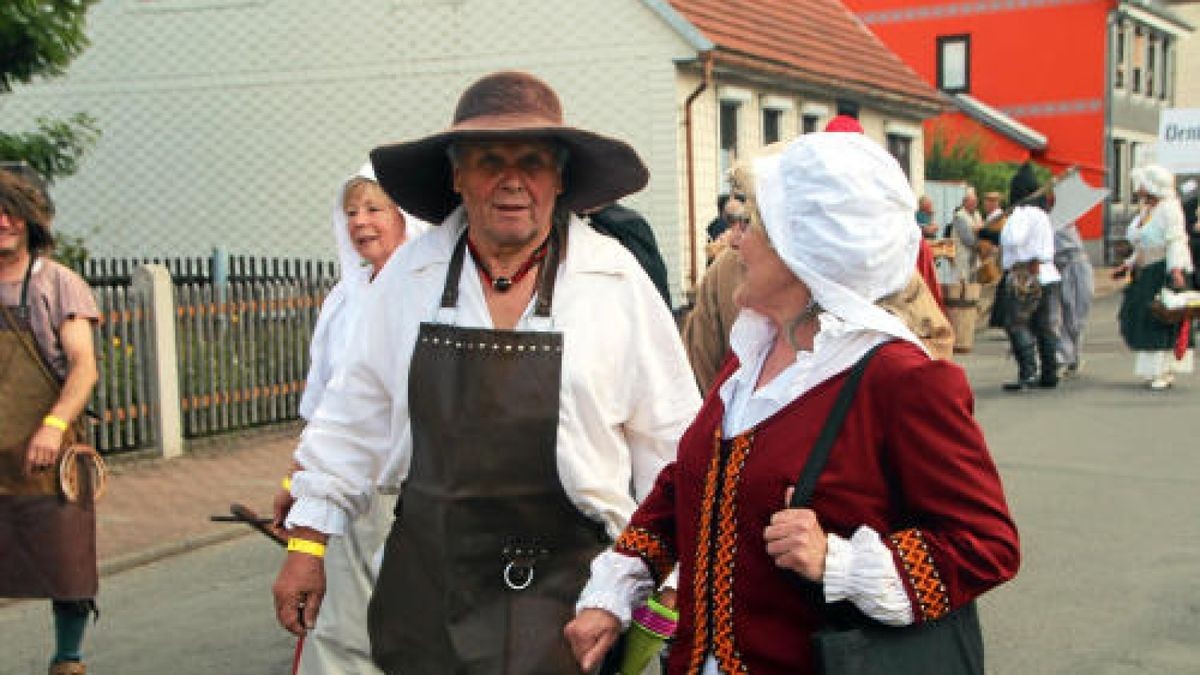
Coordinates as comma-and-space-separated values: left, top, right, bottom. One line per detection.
789, 342, 886, 509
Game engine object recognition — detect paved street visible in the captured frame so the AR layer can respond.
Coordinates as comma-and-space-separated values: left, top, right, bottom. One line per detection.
0, 537, 294, 675
1, 292, 1198, 674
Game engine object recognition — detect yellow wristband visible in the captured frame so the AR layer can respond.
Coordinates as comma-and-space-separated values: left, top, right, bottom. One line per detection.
42, 415, 69, 432
287, 537, 326, 558
281, 476, 292, 490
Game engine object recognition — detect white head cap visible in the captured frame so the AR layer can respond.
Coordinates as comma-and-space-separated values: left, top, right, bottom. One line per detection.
1129, 166, 1148, 195
1141, 164, 1177, 199
754, 132, 924, 349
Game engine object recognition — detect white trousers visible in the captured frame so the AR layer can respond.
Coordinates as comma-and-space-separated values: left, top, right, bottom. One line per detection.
296, 492, 397, 675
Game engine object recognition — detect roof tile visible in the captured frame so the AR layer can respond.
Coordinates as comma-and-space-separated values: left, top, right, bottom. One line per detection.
667, 0, 943, 110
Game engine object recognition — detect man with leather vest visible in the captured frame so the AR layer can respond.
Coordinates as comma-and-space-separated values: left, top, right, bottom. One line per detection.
272, 71, 700, 674
0, 166, 100, 675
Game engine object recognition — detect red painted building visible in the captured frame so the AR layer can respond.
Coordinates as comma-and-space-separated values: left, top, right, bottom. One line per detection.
844, 0, 1192, 247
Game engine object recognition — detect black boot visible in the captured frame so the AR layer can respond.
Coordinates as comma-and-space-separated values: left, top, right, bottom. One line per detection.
1037, 335, 1059, 388
1003, 335, 1038, 391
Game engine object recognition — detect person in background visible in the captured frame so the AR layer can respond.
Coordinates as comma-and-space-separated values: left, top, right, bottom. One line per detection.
993, 163, 1061, 391
274, 164, 428, 675
1115, 164, 1194, 390
586, 202, 672, 307
706, 193, 738, 243
1180, 179, 1199, 289
705, 197, 747, 266
948, 187, 983, 283
915, 195, 938, 239
566, 131, 1019, 675
974, 190, 1005, 321
0, 167, 101, 675
1050, 193, 1094, 379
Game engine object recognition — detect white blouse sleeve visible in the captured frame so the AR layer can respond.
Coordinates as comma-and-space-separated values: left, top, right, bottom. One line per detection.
823, 526, 915, 626
575, 550, 657, 629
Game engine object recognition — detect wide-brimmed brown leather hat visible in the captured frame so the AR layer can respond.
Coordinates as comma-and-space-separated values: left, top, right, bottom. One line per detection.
370, 71, 649, 224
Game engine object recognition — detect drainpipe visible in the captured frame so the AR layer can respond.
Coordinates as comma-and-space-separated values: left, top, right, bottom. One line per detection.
684, 52, 714, 299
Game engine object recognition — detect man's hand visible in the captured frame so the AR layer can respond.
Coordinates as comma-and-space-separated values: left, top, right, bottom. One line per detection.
273, 550, 326, 636
564, 608, 621, 672
764, 488, 827, 581
24, 425, 63, 476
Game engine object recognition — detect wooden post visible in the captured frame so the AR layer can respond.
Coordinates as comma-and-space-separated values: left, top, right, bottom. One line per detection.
133, 264, 184, 459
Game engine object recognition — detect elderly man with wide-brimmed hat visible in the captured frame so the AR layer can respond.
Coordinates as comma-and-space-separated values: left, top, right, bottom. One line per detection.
273, 71, 700, 673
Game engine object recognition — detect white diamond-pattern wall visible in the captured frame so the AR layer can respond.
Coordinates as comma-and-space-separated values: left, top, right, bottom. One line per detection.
0, 0, 697, 301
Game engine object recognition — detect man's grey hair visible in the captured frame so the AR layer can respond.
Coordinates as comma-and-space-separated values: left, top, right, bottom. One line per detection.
445, 140, 570, 170
963, 186, 977, 202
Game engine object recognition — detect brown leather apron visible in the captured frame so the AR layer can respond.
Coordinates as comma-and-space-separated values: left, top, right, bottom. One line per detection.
368, 226, 608, 674
0, 258, 97, 599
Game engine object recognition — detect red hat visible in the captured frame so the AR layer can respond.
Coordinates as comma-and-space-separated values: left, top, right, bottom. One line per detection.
824, 115, 864, 134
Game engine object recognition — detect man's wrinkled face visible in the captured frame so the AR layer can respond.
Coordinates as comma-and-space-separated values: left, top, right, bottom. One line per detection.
452, 140, 563, 249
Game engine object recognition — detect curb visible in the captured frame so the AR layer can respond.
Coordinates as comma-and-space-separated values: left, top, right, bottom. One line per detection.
98, 527, 253, 578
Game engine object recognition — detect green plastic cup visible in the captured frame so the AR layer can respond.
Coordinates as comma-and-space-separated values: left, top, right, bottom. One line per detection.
619, 597, 678, 675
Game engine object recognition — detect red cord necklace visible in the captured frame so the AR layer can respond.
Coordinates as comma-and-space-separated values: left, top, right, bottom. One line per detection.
466, 234, 550, 292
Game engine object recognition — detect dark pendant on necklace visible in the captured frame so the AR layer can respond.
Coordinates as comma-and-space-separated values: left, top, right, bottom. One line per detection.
493, 277, 513, 292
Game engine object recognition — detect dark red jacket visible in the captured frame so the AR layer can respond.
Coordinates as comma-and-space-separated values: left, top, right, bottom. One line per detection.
616, 340, 1019, 674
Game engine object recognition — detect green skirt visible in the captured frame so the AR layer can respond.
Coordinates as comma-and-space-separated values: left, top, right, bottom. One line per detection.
1118, 261, 1194, 351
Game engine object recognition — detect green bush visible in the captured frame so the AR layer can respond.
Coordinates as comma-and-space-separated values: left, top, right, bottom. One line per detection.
926, 127, 1052, 202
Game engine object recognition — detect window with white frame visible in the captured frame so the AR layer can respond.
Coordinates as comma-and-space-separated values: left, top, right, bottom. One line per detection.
1147, 34, 1157, 98
762, 108, 782, 144
1161, 36, 1172, 101
719, 100, 740, 193
1112, 139, 1125, 202
887, 134, 913, 180
1114, 21, 1126, 89
1132, 27, 1144, 93
937, 34, 970, 93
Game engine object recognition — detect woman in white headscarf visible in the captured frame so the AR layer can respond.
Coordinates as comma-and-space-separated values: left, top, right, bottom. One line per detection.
566, 133, 1019, 674
1116, 164, 1194, 390
277, 163, 428, 675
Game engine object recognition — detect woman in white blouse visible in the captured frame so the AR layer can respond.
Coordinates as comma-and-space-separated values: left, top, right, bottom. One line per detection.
278, 163, 427, 675
1115, 164, 1194, 390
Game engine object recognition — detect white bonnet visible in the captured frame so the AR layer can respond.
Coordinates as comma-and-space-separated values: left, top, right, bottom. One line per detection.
1141, 164, 1176, 199
754, 132, 924, 348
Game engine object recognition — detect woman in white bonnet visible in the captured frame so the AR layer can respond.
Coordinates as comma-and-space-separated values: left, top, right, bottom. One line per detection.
568, 133, 1018, 674
276, 163, 428, 674
1115, 164, 1194, 390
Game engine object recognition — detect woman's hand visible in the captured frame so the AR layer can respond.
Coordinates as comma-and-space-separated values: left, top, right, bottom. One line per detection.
1171, 268, 1188, 290
24, 425, 64, 476
564, 608, 621, 672
764, 488, 827, 581
272, 488, 295, 531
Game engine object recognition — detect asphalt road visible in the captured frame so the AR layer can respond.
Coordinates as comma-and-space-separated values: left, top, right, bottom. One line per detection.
2, 293, 1197, 674
0, 537, 294, 675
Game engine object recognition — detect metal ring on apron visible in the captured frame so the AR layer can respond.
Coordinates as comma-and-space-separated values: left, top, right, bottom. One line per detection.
503, 561, 536, 591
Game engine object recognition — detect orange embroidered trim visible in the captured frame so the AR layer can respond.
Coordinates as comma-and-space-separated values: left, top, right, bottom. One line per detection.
614, 526, 675, 584
687, 429, 750, 675
890, 528, 950, 621
686, 430, 722, 674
